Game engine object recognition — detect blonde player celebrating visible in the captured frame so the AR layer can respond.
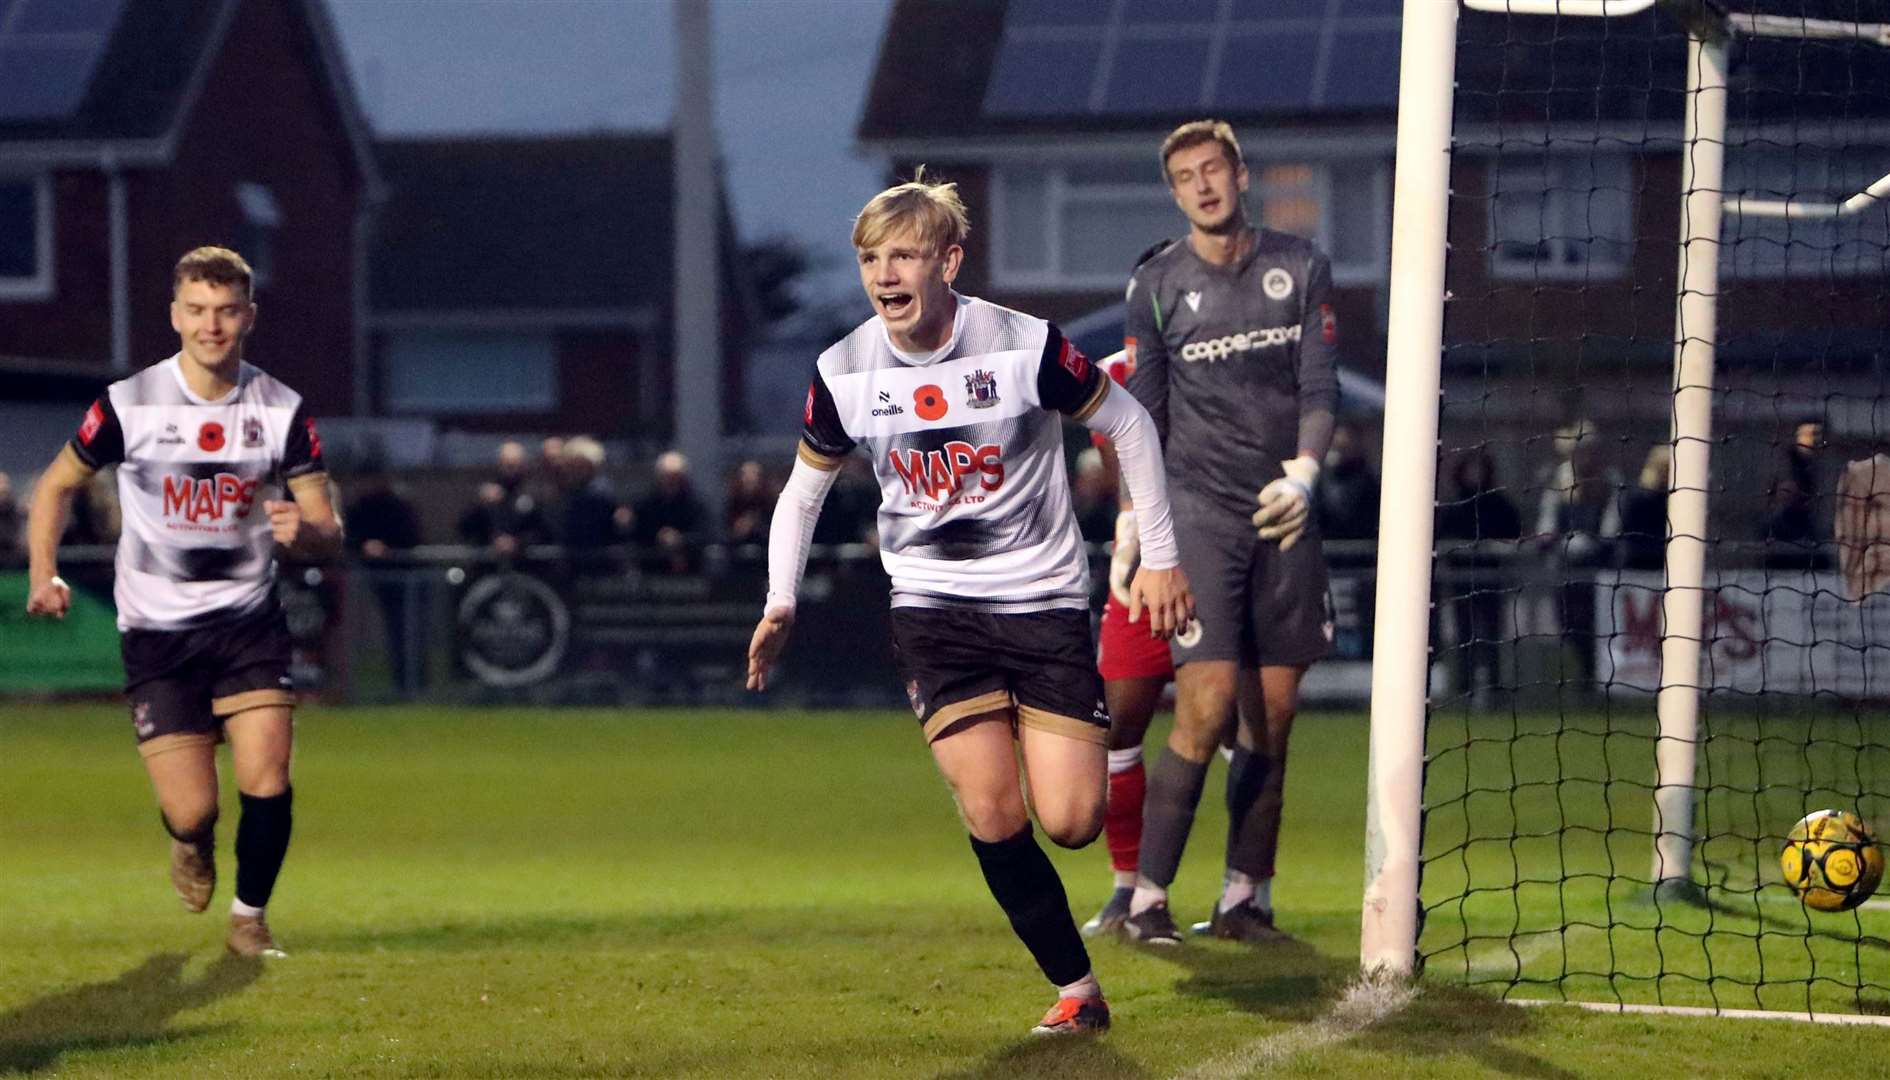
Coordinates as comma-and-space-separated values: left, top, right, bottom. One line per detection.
25, 247, 341, 958
747, 173, 1191, 1036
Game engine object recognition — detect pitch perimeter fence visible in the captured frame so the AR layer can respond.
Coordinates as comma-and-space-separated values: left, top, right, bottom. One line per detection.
1, 540, 1846, 708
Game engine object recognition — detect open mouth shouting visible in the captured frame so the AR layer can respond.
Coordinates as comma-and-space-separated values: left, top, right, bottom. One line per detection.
877, 291, 916, 320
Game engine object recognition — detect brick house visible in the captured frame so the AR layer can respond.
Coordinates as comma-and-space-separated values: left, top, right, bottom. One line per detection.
855, 0, 1890, 501
0, 0, 382, 475
365, 134, 756, 454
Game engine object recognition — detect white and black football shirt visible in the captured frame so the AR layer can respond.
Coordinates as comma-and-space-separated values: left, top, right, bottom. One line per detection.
67, 355, 326, 631
800, 293, 1108, 613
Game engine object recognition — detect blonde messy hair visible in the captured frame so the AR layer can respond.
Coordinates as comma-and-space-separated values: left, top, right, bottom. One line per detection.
851, 166, 969, 254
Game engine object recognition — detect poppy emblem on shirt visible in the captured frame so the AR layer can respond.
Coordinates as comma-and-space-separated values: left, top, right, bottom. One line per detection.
198, 422, 226, 452
1320, 303, 1338, 345
304, 417, 324, 459
914, 384, 948, 421
804, 383, 816, 425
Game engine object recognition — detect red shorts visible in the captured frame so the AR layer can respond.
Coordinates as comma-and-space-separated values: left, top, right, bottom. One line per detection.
1096, 592, 1176, 682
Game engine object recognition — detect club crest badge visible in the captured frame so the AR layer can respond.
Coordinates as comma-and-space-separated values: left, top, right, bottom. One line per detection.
964, 368, 1000, 409
242, 417, 264, 448
1263, 267, 1294, 301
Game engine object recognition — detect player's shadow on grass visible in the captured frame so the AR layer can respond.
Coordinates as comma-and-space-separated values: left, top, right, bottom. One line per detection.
1350, 984, 1579, 1080
931, 1033, 1153, 1080
0, 951, 262, 1075
1146, 939, 1575, 1079
1655, 887, 1890, 955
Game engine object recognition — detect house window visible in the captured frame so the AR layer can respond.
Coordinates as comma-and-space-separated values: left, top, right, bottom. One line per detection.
384, 331, 558, 414
0, 174, 54, 300
1489, 154, 1634, 279
1721, 148, 1890, 279
993, 158, 1388, 292
234, 182, 280, 290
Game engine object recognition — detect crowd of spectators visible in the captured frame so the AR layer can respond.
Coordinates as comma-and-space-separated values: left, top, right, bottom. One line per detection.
0, 416, 1846, 582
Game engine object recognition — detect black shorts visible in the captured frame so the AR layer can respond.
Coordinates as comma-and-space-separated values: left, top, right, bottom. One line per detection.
1171, 509, 1333, 669
121, 603, 296, 758
889, 606, 1109, 745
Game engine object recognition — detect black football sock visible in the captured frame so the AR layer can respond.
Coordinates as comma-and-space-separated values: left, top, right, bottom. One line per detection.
1226, 747, 1286, 881
1138, 752, 1210, 889
234, 788, 293, 909
970, 824, 1091, 987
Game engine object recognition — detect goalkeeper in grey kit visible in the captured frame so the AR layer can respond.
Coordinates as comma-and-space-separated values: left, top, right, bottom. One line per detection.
1117, 120, 1341, 945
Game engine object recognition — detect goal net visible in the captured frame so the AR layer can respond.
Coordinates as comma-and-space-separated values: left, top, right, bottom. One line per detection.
1370, 0, 1890, 1021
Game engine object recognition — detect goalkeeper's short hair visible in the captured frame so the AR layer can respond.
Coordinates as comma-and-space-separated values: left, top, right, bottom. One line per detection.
1159, 120, 1244, 181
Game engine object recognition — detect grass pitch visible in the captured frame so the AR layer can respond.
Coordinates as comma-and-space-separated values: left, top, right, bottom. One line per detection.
0, 703, 1880, 1078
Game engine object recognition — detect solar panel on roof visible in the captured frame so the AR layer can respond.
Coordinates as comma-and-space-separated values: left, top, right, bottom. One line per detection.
1214, 30, 1321, 112
1337, 0, 1401, 16
0, 0, 123, 123
982, 0, 1402, 121
11, 0, 121, 35
1322, 29, 1401, 108
0, 43, 102, 121
983, 37, 1105, 118
1006, 0, 1111, 29
1122, 0, 1218, 26
1232, 0, 1328, 20
1105, 36, 1212, 113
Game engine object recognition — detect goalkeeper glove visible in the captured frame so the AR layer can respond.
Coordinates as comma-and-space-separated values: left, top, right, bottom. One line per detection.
1252, 456, 1320, 551
1108, 509, 1139, 606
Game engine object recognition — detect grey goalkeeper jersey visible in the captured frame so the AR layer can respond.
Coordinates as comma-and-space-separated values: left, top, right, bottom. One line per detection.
1124, 229, 1339, 520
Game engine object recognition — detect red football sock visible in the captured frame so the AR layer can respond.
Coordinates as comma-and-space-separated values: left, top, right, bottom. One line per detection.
1104, 760, 1146, 874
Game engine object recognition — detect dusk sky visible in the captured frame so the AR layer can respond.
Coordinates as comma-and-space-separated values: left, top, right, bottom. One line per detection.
325, 0, 897, 306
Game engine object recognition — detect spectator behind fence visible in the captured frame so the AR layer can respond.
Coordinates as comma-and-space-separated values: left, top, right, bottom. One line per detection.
1614, 445, 1670, 572
725, 459, 776, 548
1837, 453, 1890, 601
344, 457, 426, 694
1765, 417, 1828, 570
629, 449, 708, 574
1071, 446, 1117, 544
1438, 448, 1522, 700
531, 435, 566, 511
1535, 419, 1620, 687
811, 454, 879, 549
60, 465, 121, 546
554, 436, 627, 551
458, 440, 550, 558
0, 471, 22, 560
1317, 419, 1382, 540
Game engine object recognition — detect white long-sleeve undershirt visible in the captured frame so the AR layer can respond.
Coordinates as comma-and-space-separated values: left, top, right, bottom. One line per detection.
1082, 383, 1179, 570
763, 456, 840, 613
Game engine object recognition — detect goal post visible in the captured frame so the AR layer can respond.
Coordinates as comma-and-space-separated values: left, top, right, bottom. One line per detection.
1652, 25, 1728, 900
1366, 0, 1890, 1020
1359, 0, 1457, 978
